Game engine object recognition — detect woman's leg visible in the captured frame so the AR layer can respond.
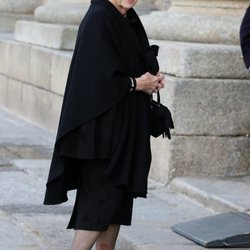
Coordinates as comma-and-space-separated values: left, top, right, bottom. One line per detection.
71, 230, 101, 250
95, 224, 121, 250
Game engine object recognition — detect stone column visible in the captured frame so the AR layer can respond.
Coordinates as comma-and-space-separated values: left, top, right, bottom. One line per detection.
14, 0, 90, 50
170, 0, 249, 13
0, 0, 42, 32
35, 0, 90, 25
143, 0, 249, 44
141, 0, 250, 183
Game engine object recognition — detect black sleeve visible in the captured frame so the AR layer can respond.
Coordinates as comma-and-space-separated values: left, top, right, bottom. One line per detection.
240, 7, 250, 69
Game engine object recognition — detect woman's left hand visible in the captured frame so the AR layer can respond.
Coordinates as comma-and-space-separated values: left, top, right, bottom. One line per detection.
154, 73, 165, 92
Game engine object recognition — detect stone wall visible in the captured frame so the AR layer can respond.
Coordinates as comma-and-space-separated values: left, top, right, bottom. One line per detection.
145, 0, 250, 183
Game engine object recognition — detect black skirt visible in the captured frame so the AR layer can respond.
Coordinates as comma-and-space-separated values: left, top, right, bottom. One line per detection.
67, 159, 134, 231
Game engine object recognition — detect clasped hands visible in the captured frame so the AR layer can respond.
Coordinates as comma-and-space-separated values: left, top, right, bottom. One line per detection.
135, 72, 165, 95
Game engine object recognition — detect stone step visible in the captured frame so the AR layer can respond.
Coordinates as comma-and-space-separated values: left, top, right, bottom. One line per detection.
15, 21, 78, 50
0, 108, 54, 164
150, 135, 250, 185
0, 36, 72, 95
13, 20, 250, 79
141, 10, 243, 45
153, 39, 250, 79
169, 176, 250, 213
162, 76, 250, 136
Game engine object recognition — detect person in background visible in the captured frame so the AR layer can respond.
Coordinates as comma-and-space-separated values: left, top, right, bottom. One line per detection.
240, 6, 250, 70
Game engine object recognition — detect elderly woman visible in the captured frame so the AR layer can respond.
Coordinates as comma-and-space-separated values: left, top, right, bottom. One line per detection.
43, 0, 165, 249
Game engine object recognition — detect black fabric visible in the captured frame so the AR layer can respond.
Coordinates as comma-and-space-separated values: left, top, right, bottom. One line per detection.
67, 159, 133, 231
240, 6, 250, 69
44, 0, 159, 205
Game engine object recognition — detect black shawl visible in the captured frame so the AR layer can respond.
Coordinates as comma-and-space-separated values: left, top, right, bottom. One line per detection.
44, 0, 159, 205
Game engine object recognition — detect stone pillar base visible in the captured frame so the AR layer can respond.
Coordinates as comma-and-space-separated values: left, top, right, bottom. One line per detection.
0, 12, 34, 32
0, 0, 42, 32
170, 0, 249, 15
34, 3, 89, 25
15, 21, 78, 50
150, 135, 250, 184
153, 40, 249, 79
14, 2, 90, 49
141, 11, 243, 45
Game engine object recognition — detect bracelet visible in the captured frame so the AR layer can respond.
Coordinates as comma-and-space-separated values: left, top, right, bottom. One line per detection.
129, 77, 137, 92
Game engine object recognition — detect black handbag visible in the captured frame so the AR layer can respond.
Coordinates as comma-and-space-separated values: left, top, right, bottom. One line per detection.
142, 44, 174, 139
150, 91, 174, 139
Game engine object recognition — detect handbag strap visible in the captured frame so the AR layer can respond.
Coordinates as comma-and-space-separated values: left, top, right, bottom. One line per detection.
150, 91, 161, 105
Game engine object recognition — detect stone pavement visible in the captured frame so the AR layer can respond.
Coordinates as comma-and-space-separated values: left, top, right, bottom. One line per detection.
0, 107, 250, 250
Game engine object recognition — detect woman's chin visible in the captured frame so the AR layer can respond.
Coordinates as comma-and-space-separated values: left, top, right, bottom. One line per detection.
122, 0, 138, 9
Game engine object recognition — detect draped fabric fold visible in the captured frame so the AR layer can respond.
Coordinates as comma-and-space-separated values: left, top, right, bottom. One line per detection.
44, 0, 159, 205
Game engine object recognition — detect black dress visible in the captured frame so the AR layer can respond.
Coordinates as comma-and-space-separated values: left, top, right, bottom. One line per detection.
43, 0, 160, 230
66, 159, 134, 230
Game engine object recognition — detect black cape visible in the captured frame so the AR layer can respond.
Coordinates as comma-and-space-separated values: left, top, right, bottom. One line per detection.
240, 6, 250, 69
44, 0, 160, 205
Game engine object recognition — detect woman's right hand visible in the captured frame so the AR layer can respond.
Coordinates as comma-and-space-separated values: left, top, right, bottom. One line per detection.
135, 72, 165, 95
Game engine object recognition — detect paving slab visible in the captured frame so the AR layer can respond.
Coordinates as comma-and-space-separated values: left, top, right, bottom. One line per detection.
0, 108, 54, 162
170, 176, 250, 213
0, 169, 47, 206
0, 210, 41, 250
0, 108, 54, 147
12, 213, 73, 250
12, 158, 52, 182
11, 158, 76, 204
11, 212, 136, 250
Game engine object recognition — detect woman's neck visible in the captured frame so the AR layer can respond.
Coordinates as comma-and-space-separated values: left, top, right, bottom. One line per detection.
109, 0, 127, 16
